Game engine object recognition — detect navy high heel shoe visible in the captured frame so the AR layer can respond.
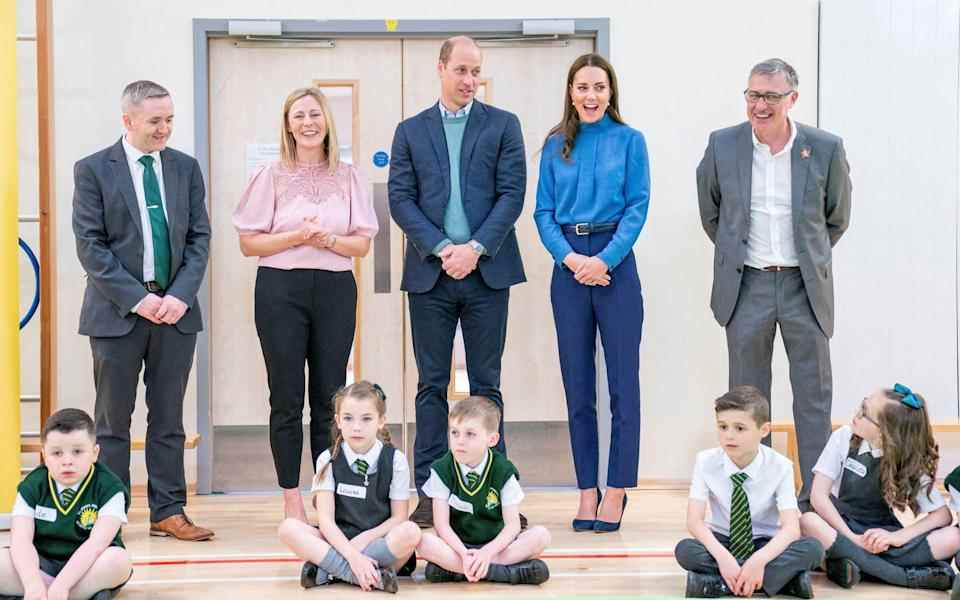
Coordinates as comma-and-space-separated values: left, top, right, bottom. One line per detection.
594, 492, 628, 533
571, 487, 602, 532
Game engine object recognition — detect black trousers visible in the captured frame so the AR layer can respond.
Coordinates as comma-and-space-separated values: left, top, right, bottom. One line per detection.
255, 267, 357, 489
408, 271, 509, 492
91, 318, 196, 522
675, 534, 824, 596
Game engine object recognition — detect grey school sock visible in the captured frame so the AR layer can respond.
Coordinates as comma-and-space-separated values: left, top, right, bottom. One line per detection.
363, 537, 399, 568
828, 534, 908, 586
319, 545, 392, 590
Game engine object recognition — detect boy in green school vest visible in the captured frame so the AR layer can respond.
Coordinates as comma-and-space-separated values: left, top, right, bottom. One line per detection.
417, 396, 551, 585
0, 409, 132, 600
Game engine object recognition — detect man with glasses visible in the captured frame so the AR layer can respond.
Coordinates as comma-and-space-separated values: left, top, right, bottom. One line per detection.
697, 58, 852, 508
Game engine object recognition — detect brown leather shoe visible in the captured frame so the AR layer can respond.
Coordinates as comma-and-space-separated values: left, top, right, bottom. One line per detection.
150, 512, 215, 541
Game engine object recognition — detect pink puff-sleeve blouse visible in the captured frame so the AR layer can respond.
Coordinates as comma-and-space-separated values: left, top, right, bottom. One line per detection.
232, 161, 379, 271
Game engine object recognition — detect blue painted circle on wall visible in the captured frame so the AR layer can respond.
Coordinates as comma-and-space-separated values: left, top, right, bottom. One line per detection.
373, 150, 390, 168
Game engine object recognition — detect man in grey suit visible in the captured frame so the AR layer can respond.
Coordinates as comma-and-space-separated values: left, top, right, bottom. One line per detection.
72, 80, 214, 540
697, 59, 852, 505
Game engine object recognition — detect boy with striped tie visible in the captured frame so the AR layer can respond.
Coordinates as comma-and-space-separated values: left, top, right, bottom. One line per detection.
417, 396, 552, 585
674, 386, 824, 598
0, 409, 132, 600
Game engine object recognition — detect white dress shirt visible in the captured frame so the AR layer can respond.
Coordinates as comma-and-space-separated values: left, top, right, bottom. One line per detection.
121, 135, 168, 283
422, 450, 524, 506
813, 425, 945, 513
312, 439, 410, 502
689, 445, 798, 538
746, 118, 798, 269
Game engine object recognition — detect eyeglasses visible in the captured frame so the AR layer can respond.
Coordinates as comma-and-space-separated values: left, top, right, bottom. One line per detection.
855, 400, 880, 427
743, 89, 795, 105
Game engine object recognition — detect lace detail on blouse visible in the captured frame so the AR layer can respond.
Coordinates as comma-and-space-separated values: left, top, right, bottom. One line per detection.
273, 162, 350, 204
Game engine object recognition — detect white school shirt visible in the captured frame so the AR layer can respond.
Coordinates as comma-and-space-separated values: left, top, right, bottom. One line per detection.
813, 425, 945, 513
422, 450, 524, 506
12, 480, 127, 523
689, 445, 798, 538
947, 482, 960, 512
121, 135, 169, 286
745, 117, 799, 269
311, 439, 410, 501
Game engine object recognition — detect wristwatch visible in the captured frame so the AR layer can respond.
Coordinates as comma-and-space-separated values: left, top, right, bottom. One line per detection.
467, 240, 485, 256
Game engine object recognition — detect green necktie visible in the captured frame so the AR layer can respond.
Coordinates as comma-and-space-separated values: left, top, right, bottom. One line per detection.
59, 487, 76, 507
466, 471, 480, 490
354, 458, 369, 476
729, 472, 755, 560
138, 155, 171, 288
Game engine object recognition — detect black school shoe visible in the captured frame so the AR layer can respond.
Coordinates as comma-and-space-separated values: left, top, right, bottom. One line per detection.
424, 562, 467, 583
905, 561, 954, 590
410, 497, 433, 528
779, 571, 814, 599
300, 561, 328, 588
684, 572, 732, 598
825, 557, 861, 588
504, 559, 550, 585
378, 567, 399, 594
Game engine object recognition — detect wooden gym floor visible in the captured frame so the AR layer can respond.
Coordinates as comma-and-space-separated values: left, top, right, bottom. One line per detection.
2, 489, 951, 598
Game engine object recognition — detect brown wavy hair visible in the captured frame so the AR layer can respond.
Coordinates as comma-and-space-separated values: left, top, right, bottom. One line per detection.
851, 388, 938, 512
319, 381, 391, 480
543, 53, 626, 161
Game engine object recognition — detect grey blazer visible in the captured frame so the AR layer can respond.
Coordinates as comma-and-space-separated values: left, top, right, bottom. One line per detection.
72, 139, 211, 337
697, 121, 851, 338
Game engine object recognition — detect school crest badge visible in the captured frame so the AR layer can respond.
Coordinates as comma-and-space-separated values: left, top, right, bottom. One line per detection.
485, 488, 500, 510
76, 504, 99, 530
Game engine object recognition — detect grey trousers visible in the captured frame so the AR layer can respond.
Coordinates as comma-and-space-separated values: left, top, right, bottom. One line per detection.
726, 268, 832, 505
90, 317, 196, 522
675, 535, 824, 596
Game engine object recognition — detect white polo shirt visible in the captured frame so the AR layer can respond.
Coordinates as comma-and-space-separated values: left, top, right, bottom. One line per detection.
422, 450, 524, 507
689, 445, 798, 538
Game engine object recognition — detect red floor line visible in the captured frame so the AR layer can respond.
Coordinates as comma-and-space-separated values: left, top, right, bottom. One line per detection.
132, 551, 675, 567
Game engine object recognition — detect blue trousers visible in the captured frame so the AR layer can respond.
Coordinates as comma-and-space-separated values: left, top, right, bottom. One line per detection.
408, 271, 509, 492
550, 231, 643, 489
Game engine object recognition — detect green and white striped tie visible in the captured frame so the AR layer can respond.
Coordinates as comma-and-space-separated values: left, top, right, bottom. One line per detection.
354, 459, 368, 476
60, 487, 76, 507
729, 472, 755, 560
466, 471, 480, 490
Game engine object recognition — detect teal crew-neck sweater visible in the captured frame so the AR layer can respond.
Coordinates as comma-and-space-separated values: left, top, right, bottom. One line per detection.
442, 113, 471, 244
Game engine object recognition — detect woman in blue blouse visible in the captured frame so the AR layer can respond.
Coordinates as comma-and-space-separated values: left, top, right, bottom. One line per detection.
534, 54, 650, 533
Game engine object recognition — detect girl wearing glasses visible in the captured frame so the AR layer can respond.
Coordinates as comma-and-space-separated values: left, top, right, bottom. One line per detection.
798, 385, 960, 592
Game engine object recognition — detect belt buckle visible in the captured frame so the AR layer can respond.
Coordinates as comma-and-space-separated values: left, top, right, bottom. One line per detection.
574, 223, 590, 236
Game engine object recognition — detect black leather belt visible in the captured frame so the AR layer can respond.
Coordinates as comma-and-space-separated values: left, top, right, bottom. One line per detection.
561, 222, 618, 236
144, 281, 166, 296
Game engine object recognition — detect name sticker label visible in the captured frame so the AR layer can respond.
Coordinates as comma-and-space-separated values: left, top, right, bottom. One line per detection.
35, 506, 57, 522
336, 483, 367, 500
448, 494, 474, 514
843, 457, 868, 478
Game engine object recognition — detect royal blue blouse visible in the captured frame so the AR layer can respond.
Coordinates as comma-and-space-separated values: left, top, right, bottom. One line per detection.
534, 114, 650, 269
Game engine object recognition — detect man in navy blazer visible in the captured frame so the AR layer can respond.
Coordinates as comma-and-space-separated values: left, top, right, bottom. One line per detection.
389, 36, 526, 527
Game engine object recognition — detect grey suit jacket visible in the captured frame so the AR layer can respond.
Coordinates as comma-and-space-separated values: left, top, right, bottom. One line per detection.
697, 121, 851, 337
73, 139, 211, 337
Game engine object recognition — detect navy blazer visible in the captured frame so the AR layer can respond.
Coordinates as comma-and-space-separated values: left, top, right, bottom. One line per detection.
388, 101, 527, 293
72, 139, 211, 337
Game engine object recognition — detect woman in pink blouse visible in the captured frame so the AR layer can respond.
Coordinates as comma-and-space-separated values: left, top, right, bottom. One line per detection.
233, 87, 379, 522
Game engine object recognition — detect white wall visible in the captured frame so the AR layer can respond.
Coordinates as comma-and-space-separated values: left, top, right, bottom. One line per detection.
821, 0, 960, 474
26, 0, 826, 484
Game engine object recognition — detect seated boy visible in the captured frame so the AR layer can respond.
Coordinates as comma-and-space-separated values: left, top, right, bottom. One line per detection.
674, 386, 823, 598
943, 467, 960, 600
0, 408, 132, 600
416, 396, 551, 585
